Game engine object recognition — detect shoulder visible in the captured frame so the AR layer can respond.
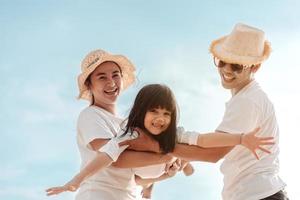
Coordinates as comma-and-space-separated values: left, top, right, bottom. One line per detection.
77, 106, 111, 127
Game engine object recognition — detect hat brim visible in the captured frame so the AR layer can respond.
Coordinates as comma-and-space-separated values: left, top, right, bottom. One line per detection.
210, 36, 272, 66
78, 54, 136, 101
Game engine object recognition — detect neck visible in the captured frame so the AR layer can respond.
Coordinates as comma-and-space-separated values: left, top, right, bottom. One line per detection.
93, 102, 116, 115
231, 79, 254, 96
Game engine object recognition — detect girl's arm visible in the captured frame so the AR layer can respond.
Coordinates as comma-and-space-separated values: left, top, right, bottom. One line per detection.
135, 173, 173, 188
135, 159, 180, 187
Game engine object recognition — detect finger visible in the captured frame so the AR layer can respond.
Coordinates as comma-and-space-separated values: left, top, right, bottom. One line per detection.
46, 187, 61, 192
172, 162, 180, 170
259, 137, 274, 140
179, 162, 188, 171
259, 141, 275, 145
165, 163, 172, 172
119, 140, 131, 146
46, 189, 62, 196
253, 127, 261, 133
259, 147, 271, 154
252, 150, 259, 160
175, 159, 181, 168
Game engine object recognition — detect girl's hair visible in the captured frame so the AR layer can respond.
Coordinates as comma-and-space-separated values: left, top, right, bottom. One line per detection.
123, 84, 178, 153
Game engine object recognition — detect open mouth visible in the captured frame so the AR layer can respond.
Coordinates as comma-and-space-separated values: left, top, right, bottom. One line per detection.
152, 122, 164, 129
222, 73, 235, 83
104, 87, 118, 95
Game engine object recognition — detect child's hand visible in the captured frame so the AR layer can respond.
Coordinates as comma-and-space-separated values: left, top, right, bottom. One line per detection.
165, 159, 181, 177
241, 127, 275, 160
46, 177, 80, 196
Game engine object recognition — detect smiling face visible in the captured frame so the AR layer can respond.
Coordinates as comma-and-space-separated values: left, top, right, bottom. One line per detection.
87, 61, 123, 112
144, 107, 172, 135
217, 60, 260, 95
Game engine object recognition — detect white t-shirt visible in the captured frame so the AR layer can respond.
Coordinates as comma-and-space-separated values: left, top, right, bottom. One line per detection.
217, 81, 286, 200
76, 106, 139, 200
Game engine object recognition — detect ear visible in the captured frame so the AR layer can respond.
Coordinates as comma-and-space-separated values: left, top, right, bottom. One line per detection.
251, 64, 261, 73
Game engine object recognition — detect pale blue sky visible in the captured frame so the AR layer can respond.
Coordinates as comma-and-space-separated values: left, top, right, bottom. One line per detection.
1, 1, 300, 199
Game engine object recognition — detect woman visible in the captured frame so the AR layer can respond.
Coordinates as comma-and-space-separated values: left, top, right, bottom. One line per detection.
73, 49, 174, 200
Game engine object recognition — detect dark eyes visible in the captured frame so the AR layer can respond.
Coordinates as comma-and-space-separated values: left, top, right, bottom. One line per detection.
149, 109, 171, 116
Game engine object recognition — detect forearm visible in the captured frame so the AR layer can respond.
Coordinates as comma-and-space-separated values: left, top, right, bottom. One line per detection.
112, 150, 171, 168
76, 152, 113, 181
135, 174, 170, 187
171, 143, 232, 163
197, 132, 241, 147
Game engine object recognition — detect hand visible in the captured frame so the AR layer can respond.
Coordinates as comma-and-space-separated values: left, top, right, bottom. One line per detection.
181, 161, 194, 176
45, 177, 80, 196
165, 158, 181, 177
241, 127, 275, 160
119, 127, 160, 153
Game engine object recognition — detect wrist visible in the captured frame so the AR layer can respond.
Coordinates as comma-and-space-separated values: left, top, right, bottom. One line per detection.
240, 133, 244, 145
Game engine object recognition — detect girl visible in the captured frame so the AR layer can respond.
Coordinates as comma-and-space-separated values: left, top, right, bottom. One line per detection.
46, 84, 274, 197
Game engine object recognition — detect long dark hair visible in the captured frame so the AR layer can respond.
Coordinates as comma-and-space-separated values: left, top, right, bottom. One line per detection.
123, 84, 178, 153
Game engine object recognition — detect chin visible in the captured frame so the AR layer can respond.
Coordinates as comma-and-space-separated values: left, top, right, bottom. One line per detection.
221, 82, 233, 89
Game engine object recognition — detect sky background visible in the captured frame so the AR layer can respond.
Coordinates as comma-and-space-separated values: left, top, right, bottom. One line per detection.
1, 0, 300, 199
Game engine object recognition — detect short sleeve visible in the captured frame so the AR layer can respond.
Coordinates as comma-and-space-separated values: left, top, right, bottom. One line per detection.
217, 98, 260, 134
77, 108, 115, 147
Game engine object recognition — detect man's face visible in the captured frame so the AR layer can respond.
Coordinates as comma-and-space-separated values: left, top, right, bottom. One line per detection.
215, 59, 258, 94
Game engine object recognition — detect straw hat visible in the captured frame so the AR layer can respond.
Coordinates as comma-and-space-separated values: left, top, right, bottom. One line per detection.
210, 23, 271, 66
78, 49, 136, 101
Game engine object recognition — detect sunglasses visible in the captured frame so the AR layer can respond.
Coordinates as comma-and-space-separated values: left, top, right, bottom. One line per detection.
213, 57, 250, 74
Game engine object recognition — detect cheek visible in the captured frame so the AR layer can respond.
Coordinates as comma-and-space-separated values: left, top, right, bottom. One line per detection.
165, 117, 171, 127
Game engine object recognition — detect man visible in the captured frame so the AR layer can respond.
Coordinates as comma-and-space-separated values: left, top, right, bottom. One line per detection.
209, 23, 288, 200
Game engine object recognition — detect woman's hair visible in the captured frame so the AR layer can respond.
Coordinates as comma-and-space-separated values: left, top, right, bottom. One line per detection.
123, 84, 178, 153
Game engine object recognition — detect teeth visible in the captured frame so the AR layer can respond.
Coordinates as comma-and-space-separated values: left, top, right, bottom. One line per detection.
223, 74, 234, 81
105, 88, 117, 93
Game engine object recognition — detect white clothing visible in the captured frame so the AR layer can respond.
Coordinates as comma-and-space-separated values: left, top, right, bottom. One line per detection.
99, 131, 138, 161
177, 127, 199, 145
133, 164, 166, 179
217, 81, 286, 200
76, 106, 139, 200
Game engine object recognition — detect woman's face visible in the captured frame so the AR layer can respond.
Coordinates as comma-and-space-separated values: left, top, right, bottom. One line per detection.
144, 107, 171, 135
89, 62, 123, 109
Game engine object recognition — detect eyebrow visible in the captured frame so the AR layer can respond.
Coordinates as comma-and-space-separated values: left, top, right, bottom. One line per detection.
94, 70, 121, 76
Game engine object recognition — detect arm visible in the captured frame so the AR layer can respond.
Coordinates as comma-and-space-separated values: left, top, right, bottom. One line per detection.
171, 143, 232, 163
46, 149, 114, 196
112, 150, 173, 168
135, 159, 180, 187
197, 132, 241, 147
179, 128, 274, 159
135, 173, 173, 188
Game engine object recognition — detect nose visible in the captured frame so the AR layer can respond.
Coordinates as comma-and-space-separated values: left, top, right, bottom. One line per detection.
153, 117, 165, 125
222, 63, 233, 73
106, 76, 116, 87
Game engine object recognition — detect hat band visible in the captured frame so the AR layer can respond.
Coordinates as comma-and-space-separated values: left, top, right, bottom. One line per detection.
87, 57, 100, 68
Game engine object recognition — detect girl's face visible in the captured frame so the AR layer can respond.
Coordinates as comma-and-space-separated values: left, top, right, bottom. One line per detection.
89, 62, 123, 110
144, 107, 171, 135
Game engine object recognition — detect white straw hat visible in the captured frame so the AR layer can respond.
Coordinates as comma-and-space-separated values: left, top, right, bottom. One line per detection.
210, 23, 271, 66
78, 49, 136, 101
